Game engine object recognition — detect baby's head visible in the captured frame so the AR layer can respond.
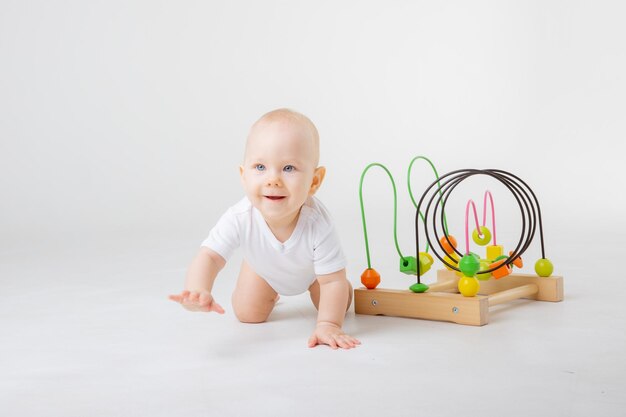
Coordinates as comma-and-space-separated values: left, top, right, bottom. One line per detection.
240, 109, 326, 225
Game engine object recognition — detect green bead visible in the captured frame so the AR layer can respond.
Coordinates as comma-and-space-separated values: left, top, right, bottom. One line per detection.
535, 258, 554, 277
476, 259, 492, 281
410, 283, 429, 293
459, 253, 480, 277
400, 256, 418, 274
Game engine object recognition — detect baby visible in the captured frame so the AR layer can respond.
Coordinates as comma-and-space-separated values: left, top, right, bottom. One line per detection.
169, 109, 360, 350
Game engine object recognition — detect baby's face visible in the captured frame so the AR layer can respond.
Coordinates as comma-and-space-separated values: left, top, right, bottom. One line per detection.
240, 119, 324, 226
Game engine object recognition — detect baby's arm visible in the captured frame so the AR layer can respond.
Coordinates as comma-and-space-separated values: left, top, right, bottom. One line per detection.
308, 269, 361, 349
168, 247, 226, 313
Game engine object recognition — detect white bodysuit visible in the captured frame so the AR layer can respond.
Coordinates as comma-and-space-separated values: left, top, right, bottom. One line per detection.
201, 196, 346, 296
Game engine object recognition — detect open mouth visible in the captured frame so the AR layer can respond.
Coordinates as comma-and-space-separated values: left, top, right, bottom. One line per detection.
264, 196, 286, 201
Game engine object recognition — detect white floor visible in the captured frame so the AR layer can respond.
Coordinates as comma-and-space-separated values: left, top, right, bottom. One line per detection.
1, 232, 625, 417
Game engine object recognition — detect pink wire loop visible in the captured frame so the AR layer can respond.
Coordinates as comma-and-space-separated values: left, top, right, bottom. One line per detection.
465, 200, 482, 254
482, 191, 497, 245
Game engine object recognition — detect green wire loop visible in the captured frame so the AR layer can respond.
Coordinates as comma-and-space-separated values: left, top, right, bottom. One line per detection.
359, 163, 405, 269
407, 156, 450, 253
359, 156, 449, 271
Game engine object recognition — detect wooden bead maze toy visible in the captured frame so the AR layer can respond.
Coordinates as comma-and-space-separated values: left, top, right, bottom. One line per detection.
354, 158, 563, 326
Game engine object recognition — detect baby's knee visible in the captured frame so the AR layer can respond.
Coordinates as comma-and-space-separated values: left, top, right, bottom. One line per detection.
231, 295, 273, 324
234, 307, 269, 324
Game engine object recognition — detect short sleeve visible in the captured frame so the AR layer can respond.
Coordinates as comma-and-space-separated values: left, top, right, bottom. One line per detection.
312, 222, 347, 276
201, 208, 241, 261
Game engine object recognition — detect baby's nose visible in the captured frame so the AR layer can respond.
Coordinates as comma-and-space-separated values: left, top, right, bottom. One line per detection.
266, 175, 282, 187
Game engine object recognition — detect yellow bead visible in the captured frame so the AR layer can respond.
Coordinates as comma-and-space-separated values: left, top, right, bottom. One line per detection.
458, 276, 480, 297
443, 251, 459, 271
418, 252, 434, 275
486, 245, 504, 261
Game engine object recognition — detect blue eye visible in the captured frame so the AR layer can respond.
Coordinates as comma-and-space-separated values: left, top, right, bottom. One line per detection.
283, 165, 295, 173
255, 164, 265, 171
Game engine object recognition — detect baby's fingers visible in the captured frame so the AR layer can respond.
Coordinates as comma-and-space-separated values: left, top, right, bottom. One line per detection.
316, 334, 339, 350
336, 335, 360, 349
168, 294, 183, 303
210, 303, 225, 314
168, 291, 195, 304
307, 335, 319, 348
168, 292, 190, 304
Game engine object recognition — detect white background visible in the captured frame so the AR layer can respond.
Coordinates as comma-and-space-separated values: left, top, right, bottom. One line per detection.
2, 1, 625, 416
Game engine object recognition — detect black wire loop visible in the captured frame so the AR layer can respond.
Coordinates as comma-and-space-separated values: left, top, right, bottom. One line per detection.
414, 169, 547, 283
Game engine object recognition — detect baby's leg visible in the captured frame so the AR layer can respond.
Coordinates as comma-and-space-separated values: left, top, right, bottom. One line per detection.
232, 260, 278, 323
308, 279, 353, 312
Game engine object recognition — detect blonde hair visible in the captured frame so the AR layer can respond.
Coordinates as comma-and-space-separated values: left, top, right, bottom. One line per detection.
247, 108, 320, 166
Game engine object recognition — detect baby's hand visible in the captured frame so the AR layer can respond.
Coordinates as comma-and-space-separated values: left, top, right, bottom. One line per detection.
168, 290, 225, 314
308, 322, 361, 350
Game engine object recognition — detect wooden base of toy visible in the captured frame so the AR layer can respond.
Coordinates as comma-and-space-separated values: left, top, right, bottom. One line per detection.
354, 270, 564, 326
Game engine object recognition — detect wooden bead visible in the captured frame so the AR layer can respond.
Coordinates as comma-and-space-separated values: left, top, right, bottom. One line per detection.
472, 226, 492, 246
361, 268, 381, 289
443, 251, 459, 271
458, 276, 480, 297
509, 251, 523, 268
459, 253, 480, 277
534, 258, 554, 277
439, 235, 458, 254
486, 245, 504, 261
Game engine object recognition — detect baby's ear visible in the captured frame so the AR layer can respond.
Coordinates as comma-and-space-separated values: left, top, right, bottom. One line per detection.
239, 165, 245, 184
309, 166, 326, 195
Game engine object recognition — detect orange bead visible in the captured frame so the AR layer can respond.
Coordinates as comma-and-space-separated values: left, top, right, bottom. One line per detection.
490, 259, 512, 279
360, 268, 381, 289
509, 251, 523, 268
439, 235, 458, 254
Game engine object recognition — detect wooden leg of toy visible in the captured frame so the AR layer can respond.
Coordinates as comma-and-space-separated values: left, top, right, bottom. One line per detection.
488, 284, 538, 307
437, 269, 564, 302
426, 278, 458, 292
354, 288, 489, 326
354, 270, 563, 326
